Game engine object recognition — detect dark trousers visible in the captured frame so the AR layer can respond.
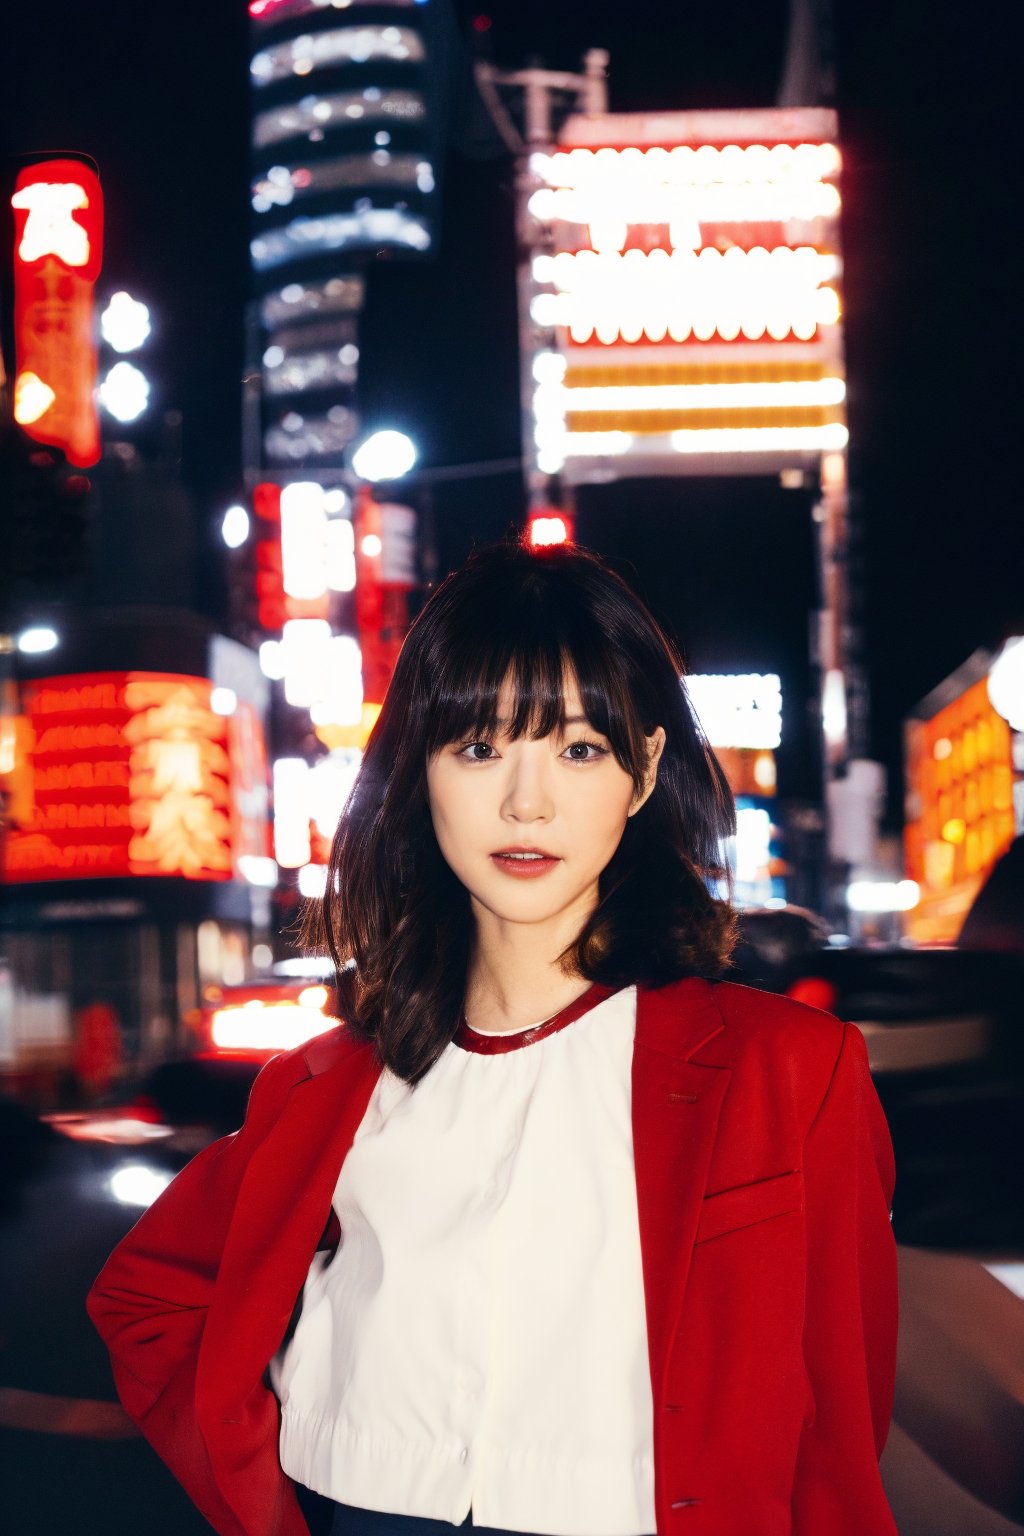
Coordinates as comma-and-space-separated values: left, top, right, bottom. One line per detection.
326, 1503, 567, 1536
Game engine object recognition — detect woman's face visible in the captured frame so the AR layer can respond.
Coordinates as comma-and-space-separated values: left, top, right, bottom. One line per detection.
426, 677, 665, 934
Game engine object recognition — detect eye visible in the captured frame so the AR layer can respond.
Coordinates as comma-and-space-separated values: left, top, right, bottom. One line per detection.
457, 741, 497, 762
562, 738, 608, 763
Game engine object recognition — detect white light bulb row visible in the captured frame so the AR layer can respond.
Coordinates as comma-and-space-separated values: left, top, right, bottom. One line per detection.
528, 183, 840, 234
530, 142, 841, 188
529, 247, 840, 345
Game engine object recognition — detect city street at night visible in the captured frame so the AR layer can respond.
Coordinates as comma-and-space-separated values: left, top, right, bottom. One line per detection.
2, 4, 1022, 1535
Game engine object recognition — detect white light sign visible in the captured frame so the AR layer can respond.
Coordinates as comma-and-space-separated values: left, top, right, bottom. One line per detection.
273, 757, 311, 868
686, 674, 782, 750
280, 619, 332, 707
280, 481, 328, 600
308, 636, 363, 728
526, 108, 845, 482
733, 805, 773, 885
847, 880, 920, 914
325, 515, 356, 591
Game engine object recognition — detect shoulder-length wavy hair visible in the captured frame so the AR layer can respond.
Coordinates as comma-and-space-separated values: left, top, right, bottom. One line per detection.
305, 538, 737, 1083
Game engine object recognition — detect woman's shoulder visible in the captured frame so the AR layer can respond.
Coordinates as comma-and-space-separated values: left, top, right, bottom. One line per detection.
709, 977, 843, 1038
249, 1021, 375, 1106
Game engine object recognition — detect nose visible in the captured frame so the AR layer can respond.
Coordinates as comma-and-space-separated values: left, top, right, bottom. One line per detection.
500, 742, 554, 824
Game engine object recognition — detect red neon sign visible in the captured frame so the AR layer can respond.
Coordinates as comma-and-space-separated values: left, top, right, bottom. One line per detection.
3, 673, 238, 885
11, 159, 103, 468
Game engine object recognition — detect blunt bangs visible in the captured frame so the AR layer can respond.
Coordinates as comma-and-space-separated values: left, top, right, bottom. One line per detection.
420, 559, 656, 795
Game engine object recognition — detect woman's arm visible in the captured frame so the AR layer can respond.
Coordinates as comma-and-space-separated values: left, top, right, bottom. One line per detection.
86, 1055, 294, 1536
791, 1021, 899, 1535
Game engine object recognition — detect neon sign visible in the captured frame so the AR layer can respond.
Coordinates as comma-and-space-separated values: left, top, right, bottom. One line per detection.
526, 109, 846, 478
10, 159, 103, 467
3, 673, 240, 884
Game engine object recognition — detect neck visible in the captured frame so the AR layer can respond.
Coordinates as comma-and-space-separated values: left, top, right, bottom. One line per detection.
462, 885, 598, 1034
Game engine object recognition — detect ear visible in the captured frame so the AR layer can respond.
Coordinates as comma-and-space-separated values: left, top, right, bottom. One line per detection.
627, 726, 666, 816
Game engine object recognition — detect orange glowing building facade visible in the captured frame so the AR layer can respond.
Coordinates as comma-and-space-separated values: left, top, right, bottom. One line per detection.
904, 659, 1019, 944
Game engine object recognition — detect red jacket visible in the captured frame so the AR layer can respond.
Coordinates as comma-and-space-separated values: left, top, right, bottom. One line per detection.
87, 979, 898, 1536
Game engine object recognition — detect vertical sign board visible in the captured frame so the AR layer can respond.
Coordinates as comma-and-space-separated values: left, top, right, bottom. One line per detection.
525, 108, 845, 483
11, 159, 103, 467
353, 493, 417, 706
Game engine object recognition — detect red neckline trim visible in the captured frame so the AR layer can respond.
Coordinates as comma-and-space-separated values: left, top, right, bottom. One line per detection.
454, 982, 617, 1055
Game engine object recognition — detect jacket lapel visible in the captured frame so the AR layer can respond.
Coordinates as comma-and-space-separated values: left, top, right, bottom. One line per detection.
633, 978, 732, 1394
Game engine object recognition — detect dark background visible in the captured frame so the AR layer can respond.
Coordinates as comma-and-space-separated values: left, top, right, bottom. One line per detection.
1, 1, 1018, 824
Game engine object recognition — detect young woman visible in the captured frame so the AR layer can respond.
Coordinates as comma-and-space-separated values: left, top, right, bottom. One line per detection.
88, 540, 899, 1536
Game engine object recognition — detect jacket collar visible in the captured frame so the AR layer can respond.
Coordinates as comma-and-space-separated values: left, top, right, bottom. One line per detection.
298, 973, 728, 1079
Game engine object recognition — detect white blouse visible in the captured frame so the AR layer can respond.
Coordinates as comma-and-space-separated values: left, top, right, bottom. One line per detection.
271, 983, 656, 1536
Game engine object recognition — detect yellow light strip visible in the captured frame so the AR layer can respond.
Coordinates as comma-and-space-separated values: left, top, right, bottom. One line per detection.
564, 358, 832, 387
562, 379, 845, 411
567, 404, 844, 433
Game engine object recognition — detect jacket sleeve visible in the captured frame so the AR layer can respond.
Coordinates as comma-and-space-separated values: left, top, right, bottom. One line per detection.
791, 1021, 899, 1535
86, 1054, 297, 1536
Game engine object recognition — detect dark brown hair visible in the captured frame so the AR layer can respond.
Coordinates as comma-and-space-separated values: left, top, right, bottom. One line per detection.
305, 539, 737, 1082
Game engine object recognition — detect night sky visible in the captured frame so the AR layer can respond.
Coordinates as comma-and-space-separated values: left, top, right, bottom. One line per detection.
1, 2, 1018, 827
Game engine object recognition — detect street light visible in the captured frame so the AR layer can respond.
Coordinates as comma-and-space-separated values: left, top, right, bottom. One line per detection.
351, 429, 417, 482
99, 361, 150, 423
221, 504, 250, 548
16, 625, 59, 654
100, 292, 151, 353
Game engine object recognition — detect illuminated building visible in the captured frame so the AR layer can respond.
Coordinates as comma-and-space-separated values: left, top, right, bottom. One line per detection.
241, 3, 436, 908
904, 652, 1022, 944
247, 0, 441, 473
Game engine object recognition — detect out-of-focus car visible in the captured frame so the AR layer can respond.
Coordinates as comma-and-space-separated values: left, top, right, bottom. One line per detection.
731, 907, 1024, 1249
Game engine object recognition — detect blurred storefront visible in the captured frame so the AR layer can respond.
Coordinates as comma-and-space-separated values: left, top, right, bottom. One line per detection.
904, 648, 1023, 945
0, 611, 272, 1105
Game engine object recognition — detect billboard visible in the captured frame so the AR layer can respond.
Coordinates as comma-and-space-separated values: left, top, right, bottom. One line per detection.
525, 108, 845, 483
3, 672, 270, 885
10, 158, 103, 467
